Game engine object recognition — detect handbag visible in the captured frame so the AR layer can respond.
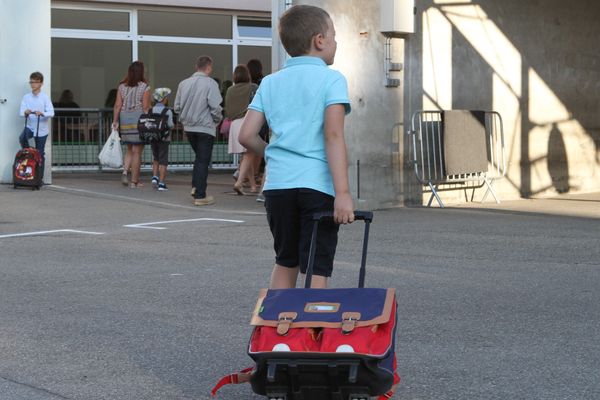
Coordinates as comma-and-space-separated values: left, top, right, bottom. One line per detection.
219, 118, 232, 138
98, 128, 123, 168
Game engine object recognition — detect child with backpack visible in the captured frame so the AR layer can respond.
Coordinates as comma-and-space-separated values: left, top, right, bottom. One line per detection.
149, 87, 174, 191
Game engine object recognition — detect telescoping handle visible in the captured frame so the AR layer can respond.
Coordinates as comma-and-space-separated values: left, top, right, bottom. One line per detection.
304, 211, 373, 289
24, 114, 41, 137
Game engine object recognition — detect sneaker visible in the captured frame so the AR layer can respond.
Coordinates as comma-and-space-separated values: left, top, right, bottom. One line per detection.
193, 195, 215, 206
190, 187, 196, 197
256, 193, 265, 203
157, 182, 168, 191
151, 176, 159, 188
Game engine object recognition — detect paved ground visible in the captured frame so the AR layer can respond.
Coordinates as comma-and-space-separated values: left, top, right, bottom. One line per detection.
1, 170, 599, 400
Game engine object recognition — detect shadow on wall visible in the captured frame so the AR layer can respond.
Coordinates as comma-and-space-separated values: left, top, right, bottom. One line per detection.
547, 123, 570, 194
411, 0, 600, 199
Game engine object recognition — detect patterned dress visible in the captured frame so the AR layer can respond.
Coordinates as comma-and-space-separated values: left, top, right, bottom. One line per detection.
118, 82, 149, 144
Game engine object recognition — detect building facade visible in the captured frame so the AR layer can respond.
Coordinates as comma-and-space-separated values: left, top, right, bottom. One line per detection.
1, 0, 599, 208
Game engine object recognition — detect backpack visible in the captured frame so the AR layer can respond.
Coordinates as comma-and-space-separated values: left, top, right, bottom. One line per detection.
138, 108, 170, 143
13, 147, 43, 189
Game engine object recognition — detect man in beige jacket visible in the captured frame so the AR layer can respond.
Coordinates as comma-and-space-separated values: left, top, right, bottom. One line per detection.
174, 55, 222, 206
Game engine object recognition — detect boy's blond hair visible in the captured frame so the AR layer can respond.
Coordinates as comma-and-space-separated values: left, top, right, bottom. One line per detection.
278, 5, 331, 57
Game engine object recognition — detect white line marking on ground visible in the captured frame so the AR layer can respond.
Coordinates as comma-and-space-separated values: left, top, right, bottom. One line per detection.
0, 229, 105, 239
49, 185, 266, 216
124, 217, 244, 230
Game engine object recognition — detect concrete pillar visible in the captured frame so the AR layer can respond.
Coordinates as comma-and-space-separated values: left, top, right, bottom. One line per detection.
270, 0, 292, 72
280, 0, 408, 209
0, 0, 52, 184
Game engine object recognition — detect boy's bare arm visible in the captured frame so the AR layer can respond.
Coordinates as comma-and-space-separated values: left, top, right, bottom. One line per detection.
324, 104, 355, 224
239, 110, 267, 156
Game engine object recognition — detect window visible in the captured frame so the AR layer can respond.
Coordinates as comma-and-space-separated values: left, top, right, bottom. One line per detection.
238, 19, 271, 38
51, 38, 131, 108
139, 42, 233, 94
238, 46, 272, 76
51, 9, 129, 31
51, 7, 270, 107
138, 10, 232, 39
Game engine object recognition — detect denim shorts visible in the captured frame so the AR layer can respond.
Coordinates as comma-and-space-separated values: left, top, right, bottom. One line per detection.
264, 188, 339, 277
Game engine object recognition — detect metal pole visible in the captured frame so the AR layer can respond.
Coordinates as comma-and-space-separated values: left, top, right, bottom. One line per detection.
357, 159, 360, 199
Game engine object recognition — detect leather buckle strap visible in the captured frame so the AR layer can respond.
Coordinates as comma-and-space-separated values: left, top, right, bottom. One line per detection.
341, 312, 361, 334
276, 312, 297, 335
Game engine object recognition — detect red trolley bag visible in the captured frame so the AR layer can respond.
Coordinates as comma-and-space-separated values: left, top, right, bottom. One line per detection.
14, 116, 43, 190
247, 211, 400, 400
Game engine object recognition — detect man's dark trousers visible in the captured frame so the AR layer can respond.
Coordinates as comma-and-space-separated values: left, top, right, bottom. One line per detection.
186, 131, 214, 199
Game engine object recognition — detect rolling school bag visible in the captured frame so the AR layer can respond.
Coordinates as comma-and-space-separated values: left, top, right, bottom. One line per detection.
14, 116, 43, 190
212, 211, 400, 400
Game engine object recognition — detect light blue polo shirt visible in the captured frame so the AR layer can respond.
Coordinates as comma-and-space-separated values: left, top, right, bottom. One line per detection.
248, 56, 351, 196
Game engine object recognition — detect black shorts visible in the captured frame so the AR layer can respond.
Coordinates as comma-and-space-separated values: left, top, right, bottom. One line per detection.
263, 188, 339, 277
151, 141, 169, 165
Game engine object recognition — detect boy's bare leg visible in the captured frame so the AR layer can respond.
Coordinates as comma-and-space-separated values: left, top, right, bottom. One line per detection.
130, 144, 143, 184
235, 152, 257, 192
300, 274, 328, 288
159, 165, 167, 182
123, 144, 133, 173
270, 264, 299, 289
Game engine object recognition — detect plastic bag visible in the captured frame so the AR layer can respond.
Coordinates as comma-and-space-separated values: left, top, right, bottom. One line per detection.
98, 129, 123, 168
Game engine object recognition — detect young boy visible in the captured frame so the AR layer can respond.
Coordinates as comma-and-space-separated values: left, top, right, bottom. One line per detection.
239, 5, 354, 289
150, 87, 174, 191
19, 71, 55, 177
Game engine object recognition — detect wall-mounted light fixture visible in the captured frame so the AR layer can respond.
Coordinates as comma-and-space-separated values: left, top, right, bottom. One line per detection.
380, 0, 415, 87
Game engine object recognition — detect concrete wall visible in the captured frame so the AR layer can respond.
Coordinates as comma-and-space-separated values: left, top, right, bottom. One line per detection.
0, 0, 52, 184
290, 0, 407, 210
406, 0, 600, 202
288, 0, 600, 208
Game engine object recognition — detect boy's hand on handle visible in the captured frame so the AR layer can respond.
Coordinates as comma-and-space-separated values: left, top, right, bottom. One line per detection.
334, 192, 354, 224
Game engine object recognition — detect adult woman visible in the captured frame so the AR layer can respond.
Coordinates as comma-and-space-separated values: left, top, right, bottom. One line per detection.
247, 59, 269, 201
111, 61, 151, 188
225, 64, 258, 195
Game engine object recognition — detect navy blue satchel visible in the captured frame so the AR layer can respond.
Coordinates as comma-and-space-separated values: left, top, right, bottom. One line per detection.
212, 212, 400, 400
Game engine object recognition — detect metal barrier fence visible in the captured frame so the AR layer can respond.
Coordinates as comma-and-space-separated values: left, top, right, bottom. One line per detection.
406, 110, 506, 207
52, 108, 236, 171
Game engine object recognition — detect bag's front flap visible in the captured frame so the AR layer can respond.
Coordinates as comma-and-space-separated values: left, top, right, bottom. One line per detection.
250, 288, 394, 329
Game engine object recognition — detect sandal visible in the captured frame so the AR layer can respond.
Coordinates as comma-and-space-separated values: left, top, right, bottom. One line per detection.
233, 183, 244, 195
121, 172, 129, 186
129, 182, 145, 188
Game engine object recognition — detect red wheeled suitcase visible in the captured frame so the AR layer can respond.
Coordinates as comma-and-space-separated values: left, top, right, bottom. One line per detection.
14, 116, 43, 190
244, 211, 400, 400
13, 148, 43, 190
